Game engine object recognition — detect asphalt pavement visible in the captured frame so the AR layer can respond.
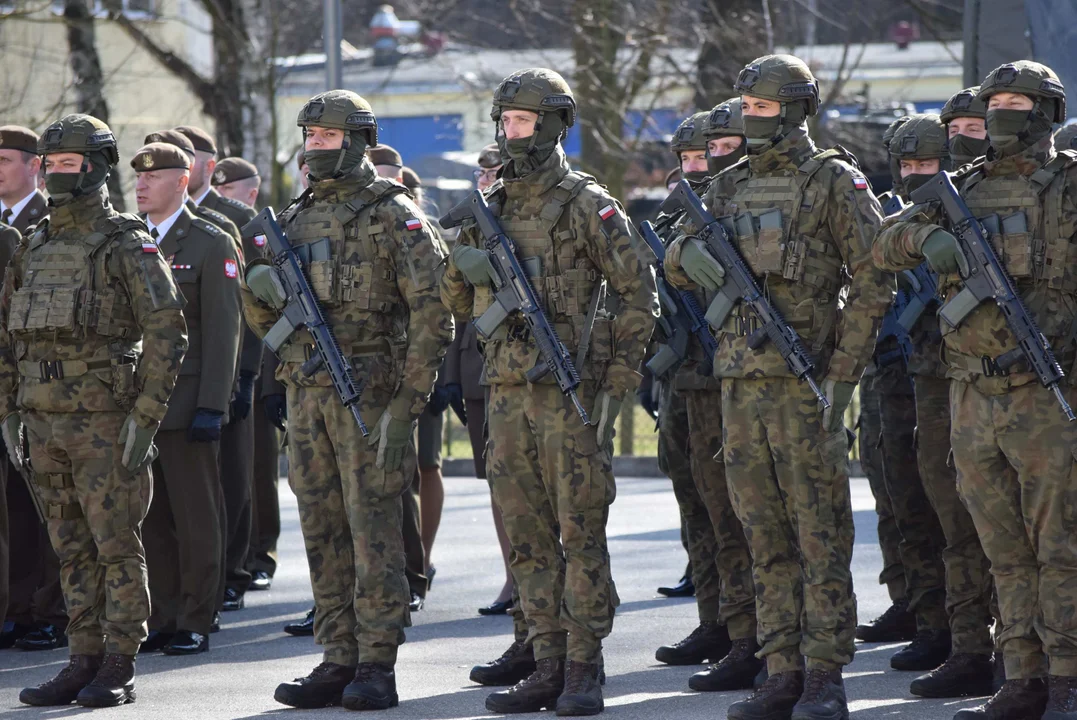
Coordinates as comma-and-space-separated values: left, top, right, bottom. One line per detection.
0, 472, 986, 719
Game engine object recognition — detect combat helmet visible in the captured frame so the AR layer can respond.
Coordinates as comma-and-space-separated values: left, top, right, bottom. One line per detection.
734, 55, 820, 117
491, 68, 576, 129
702, 98, 744, 139
889, 114, 949, 196
940, 87, 987, 123
977, 61, 1066, 123
297, 90, 379, 146
38, 114, 118, 198
670, 112, 709, 155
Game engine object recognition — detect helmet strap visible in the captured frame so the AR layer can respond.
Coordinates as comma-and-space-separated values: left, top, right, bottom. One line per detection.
70, 154, 90, 198
332, 135, 350, 178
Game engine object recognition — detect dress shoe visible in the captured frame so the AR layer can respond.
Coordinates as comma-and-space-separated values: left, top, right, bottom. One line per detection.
689, 638, 766, 692
728, 671, 804, 720
471, 640, 537, 686
341, 662, 399, 710
479, 599, 513, 616
211, 612, 221, 633
855, 598, 916, 643
0, 621, 34, 649
657, 575, 695, 598
138, 630, 174, 654
284, 607, 315, 636
486, 657, 565, 713
410, 592, 424, 612
891, 629, 951, 671
249, 570, 272, 591
1044, 675, 1077, 720
556, 660, 603, 716
792, 669, 848, 720
15, 624, 68, 651
427, 565, 437, 588
656, 621, 731, 666
77, 653, 136, 707
162, 630, 208, 655
274, 662, 355, 708
20, 654, 102, 706
910, 653, 993, 698
222, 587, 245, 611
954, 678, 1048, 719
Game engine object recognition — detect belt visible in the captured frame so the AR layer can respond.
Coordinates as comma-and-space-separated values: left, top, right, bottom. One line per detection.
278, 338, 390, 363
944, 349, 1027, 377
18, 359, 112, 380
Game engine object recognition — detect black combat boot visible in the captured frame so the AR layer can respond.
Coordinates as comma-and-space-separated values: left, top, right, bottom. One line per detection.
656, 621, 731, 666
555, 660, 603, 716
273, 662, 356, 708
486, 657, 565, 714
910, 653, 993, 698
953, 678, 1049, 720
792, 669, 848, 720
1043, 675, 1077, 720
20, 654, 102, 706
470, 640, 537, 686
891, 629, 952, 671
727, 670, 804, 720
341, 662, 398, 710
690, 638, 766, 692
76, 653, 136, 707
855, 598, 916, 643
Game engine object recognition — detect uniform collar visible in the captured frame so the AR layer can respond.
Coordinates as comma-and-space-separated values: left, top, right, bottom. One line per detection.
146, 202, 186, 241
982, 135, 1056, 178
747, 127, 818, 174
1, 189, 36, 222
48, 187, 111, 231
191, 185, 213, 206
502, 145, 570, 198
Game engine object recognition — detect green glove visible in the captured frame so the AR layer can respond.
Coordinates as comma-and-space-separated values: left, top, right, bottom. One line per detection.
2, 412, 23, 469
452, 244, 499, 287
679, 238, 726, 291
246, 264, 288, 309
119, 413, 157, 471
920, 229, 969, 276
368, 409, 413, 472
821, 379, 857, 434
593, 390, 623, 447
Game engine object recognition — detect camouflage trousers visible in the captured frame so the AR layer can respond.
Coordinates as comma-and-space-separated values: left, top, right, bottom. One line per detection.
287, 383, 412, 667
722, 377, 856, 673
951, 380, 1077, 679
914, 375, 994, 655
872, 367, 947, 632
857, 373, 906, 602
23, 410, 151, 656
657, 384, 721, 624
487, 381, 617, 663
684, 387, 756, 641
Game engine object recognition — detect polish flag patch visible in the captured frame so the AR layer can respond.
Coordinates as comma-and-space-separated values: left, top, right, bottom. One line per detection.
224, 259, 238, 278
598, 204, 616, 221
405, 218, 423, 231
851, 172, 869, 191
253, 234, 266, 247
142, 243, 158, 253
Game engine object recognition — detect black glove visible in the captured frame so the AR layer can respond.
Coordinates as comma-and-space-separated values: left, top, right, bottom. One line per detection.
638, 388, 658, 420
188, 408, 224, 443
230, 371, 257, 422
264, 394, 287, 431
446, 383, 467, 426
426, 385, 450, 415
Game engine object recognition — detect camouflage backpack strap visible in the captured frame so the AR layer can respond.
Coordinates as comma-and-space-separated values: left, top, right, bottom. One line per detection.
278, 188, 314, 226
541, 170, 597, 271
346, 176, 409, 260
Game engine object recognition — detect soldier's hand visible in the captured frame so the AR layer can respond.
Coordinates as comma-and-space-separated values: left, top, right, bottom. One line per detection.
821, 379, 857, 434
594, 390, 624, 447
119, 413, 157, 471
231, 371, 256, 422
246, 264, 288, 309
188, 408, 224, 443
368, 410, 413, 472
446, 383, 467, 426
452, 245, 499, 287
264, 393, 287, 431
920, 229, 969, 276
680, 238, 726, 291
2, 413, 24, 469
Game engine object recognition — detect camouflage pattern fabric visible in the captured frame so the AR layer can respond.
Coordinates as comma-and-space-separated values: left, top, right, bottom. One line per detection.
657, 383, 722, 624
0, 186, 188, 656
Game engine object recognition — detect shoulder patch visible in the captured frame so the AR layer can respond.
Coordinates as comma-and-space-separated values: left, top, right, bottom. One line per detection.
851, 170, 869, 190
405, 217, 423, 231
224, 258, 239, 278
598, 204, 616, 221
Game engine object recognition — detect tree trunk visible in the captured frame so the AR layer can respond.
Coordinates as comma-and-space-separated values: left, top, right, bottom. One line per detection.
695, 0, 764, 111
64, 0, 125, 210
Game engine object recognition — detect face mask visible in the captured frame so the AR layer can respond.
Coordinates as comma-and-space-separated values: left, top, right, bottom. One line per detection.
304, 133, 369, 181
901, 173, 934, 194
499, 112, 565, 177
985, 108, 1029, 155
683, 169, 709, 185
45, 172, 83, 203
742, 114, 783, 151
707, 144, 746, 175
949, 134, 990, 164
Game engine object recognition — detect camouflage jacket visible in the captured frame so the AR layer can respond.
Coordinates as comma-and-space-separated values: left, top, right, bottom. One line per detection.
666, 128, 892, 384
0, 187, 188, 428
242, 163, 454, 423
873, 136, 1077, 393
440, 146, 658, 399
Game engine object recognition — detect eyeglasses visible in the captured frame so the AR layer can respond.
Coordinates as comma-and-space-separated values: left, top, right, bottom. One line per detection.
473, 168, 500, 181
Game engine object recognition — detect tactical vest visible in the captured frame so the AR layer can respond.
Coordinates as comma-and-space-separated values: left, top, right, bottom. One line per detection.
283, 178, 406, 352
718, 149, 849, 350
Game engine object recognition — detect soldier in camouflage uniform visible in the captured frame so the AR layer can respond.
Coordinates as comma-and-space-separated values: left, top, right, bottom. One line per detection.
666, 55, 892, 720
243, 90, 453, 712
441, 68, 658, 716
651, 111, 733, 675
2, 115, 188, 707
941, 88, 990, 168
882, 115, 996, 699
873, 61, 1077, 720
